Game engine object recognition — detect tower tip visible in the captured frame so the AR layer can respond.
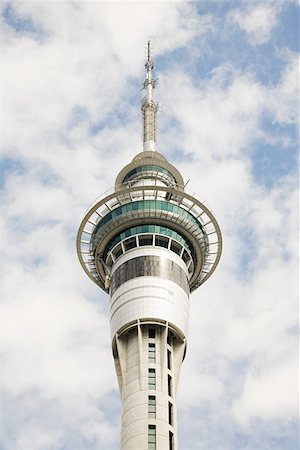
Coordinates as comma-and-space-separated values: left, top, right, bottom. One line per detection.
145, 40, 154, 72
142, 40, 157, 152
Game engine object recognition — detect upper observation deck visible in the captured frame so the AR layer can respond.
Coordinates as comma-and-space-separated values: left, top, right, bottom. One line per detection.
77, 159, 222, 293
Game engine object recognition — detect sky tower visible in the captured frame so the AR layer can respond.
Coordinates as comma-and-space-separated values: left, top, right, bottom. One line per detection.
77, 42, 222, 450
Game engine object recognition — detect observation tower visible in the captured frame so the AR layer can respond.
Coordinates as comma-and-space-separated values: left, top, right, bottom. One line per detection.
77, 42, 222, 450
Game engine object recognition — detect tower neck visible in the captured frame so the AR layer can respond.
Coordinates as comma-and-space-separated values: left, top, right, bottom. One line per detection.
142, 41, 158, 152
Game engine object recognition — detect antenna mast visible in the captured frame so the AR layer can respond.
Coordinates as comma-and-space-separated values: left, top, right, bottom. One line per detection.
142, 41, 158, 152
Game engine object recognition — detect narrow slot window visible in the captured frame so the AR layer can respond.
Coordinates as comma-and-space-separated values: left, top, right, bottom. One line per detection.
168, 375, 172, 397
168, 402, 173, 426
167, 331, 173, 346
167, 349, 172, 370
148, 368, 156, 389
148, 425, 156, 450
148, 395, 156, 418
169, 431, 174, 450
148, 343, 156, 362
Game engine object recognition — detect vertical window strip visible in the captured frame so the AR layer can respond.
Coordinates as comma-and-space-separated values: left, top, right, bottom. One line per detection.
168, 401, 173, 426
148, 425, 156, 450
168, 374, 172, 397
148, 395, 156, 418
148, 368, 156, 389
149, 343, 156, 362
167, 349, 172, 370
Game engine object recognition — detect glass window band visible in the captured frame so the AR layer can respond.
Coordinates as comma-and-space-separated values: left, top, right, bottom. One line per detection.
91, 199, 205, 247
103, 224, 192, 260
123, 165, 175, 184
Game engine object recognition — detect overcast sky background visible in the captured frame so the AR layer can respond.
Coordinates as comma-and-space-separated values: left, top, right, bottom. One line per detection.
0, 1, 299, 449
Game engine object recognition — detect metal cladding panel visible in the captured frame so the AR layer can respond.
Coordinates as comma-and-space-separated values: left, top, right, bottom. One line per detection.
110, 255, 189, 296
109, 276, 189, 338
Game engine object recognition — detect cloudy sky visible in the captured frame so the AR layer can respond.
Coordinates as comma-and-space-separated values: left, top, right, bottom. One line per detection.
0, 1, 298, 449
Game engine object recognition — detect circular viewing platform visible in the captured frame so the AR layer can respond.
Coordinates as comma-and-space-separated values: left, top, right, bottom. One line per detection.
77, 185, 222, 293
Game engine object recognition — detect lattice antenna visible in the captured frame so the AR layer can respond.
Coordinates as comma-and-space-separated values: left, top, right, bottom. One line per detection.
142, 40, 158, 151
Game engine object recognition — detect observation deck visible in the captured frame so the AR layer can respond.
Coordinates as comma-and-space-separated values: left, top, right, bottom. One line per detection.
77, 151, 222, 294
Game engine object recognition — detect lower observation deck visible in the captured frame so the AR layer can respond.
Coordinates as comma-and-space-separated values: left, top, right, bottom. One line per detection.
77, 185, 222, 292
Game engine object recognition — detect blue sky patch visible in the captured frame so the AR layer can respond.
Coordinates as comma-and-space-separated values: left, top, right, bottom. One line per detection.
2, 4, 47, 40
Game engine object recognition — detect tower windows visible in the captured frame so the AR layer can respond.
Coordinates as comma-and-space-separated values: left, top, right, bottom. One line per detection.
182, 249, 191, 265
148, 425, 156, 450
169, 431, 174, 450
139, 234, 153, 246
112, 243, 123, 259
148, 395, 156, 418
148, 368, 156, 389
167, 349, 172, 370
123, 236, 137, 251
168, 374, 172, 397
168, 401, 173, 426
155, 235, 169, 248
148, 328, 156, 339
170, 240, 182, 256
148, 343, 156, 362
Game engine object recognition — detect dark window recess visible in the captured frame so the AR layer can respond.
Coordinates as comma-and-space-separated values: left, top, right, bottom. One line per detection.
168, 402, 173, 426
139, 234, 153, 246
170, 240, 182, 255
149, 328, 156, 339
155, 235, 169, 248
113, 243, 123, 259
169, 431, 174, 450
124, 237, 137, 251
168, 375, 172, 397
182, 249, 191, 264
167, 349, 172, 370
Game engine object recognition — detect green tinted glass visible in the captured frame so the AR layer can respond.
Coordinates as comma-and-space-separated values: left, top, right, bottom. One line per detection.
123, 165, 175, 184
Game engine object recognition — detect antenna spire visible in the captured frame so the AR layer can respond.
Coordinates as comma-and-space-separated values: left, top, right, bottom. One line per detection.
142, 40, 158, 152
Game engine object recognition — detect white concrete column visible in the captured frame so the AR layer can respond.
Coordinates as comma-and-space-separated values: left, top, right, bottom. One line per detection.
113, 322, 186, 450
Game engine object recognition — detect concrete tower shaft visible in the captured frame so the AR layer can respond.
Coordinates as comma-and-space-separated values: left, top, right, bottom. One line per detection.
77, 44, 222, 450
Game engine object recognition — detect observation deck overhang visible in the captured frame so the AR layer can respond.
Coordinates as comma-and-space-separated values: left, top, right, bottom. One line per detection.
77, 185, 222, 293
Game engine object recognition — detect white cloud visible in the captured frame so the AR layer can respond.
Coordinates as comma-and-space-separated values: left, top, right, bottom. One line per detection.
229, 4, 279, 45
267, 51, 299, 124
232, 357, 298, 424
